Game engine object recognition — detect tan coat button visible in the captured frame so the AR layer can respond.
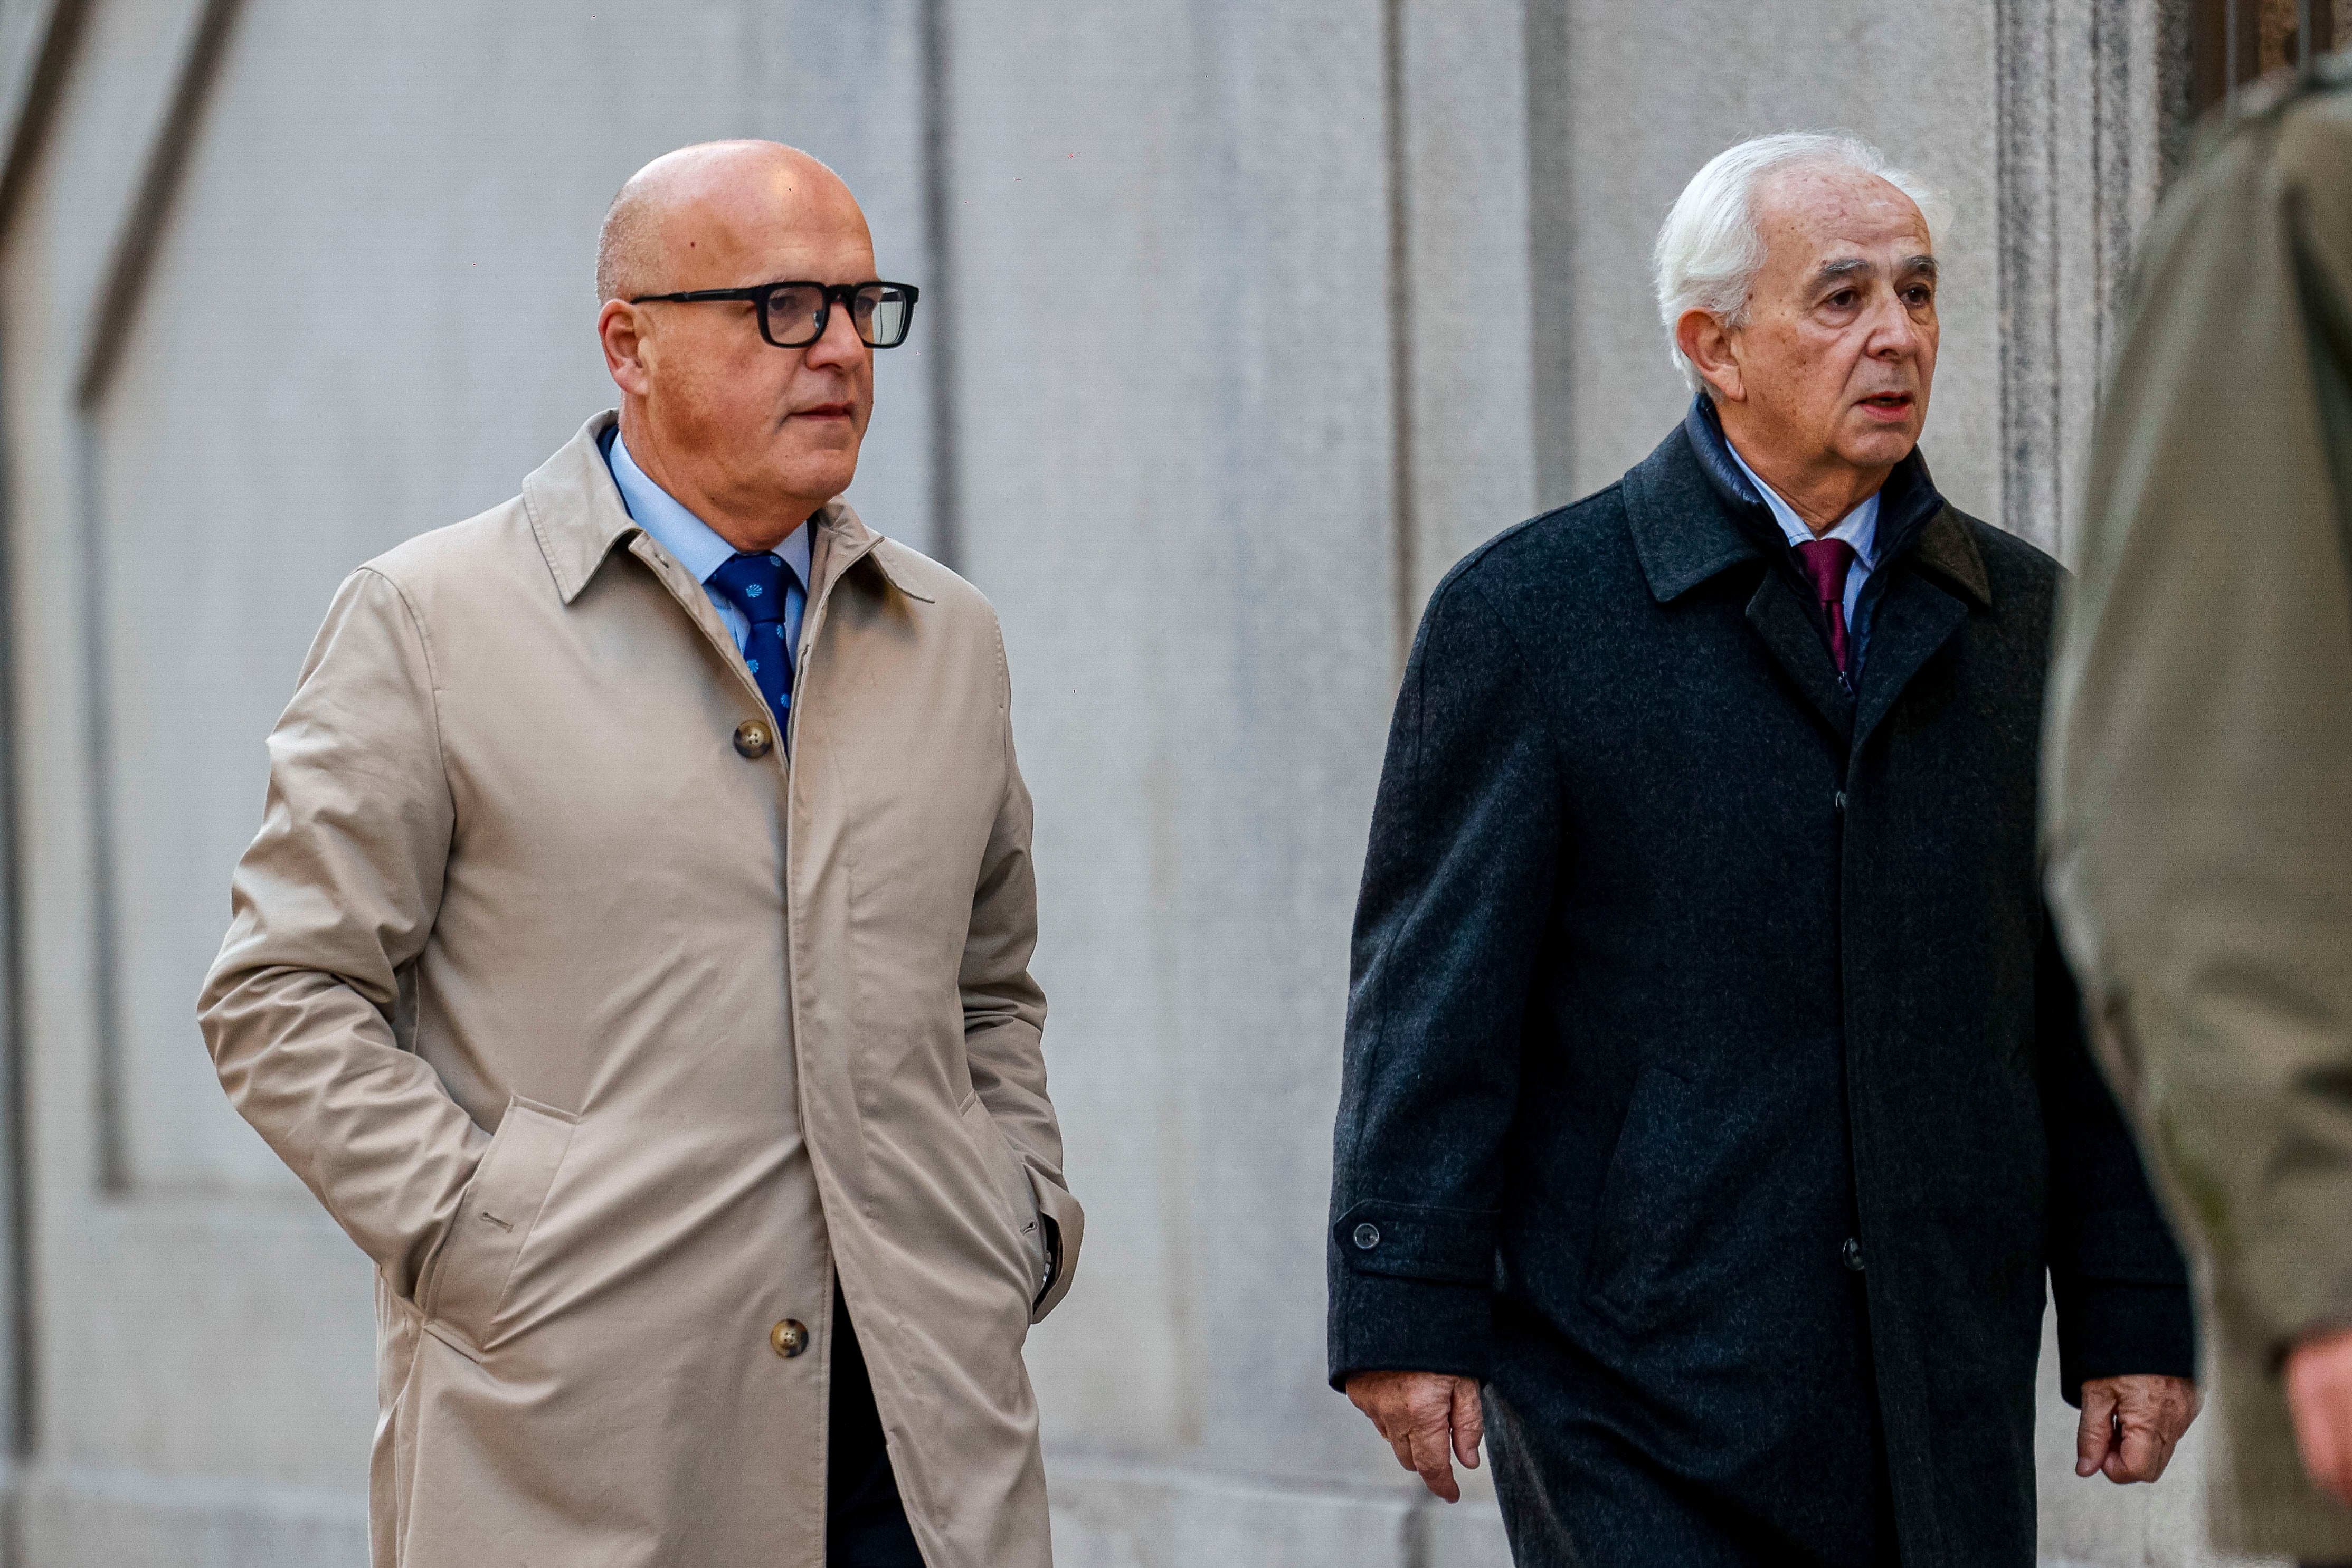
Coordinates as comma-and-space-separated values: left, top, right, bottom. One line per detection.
770, 1318, 808, 1358
733, 719, 773, 759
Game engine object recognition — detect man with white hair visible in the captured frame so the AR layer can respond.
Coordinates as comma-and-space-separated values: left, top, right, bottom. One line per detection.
1327, 132, 2198, 1565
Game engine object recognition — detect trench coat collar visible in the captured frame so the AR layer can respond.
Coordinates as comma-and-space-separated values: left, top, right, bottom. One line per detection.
523, 411, 935, 607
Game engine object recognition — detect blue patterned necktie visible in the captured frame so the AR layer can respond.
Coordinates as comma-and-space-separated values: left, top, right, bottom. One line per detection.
708, 552, 802, 728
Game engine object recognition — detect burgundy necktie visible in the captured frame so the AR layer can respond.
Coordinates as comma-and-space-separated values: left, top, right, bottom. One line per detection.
1794, 538, 1858, 676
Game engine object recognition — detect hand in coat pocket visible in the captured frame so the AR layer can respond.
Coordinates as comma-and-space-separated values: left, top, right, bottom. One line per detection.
419, 1096, 578, 1353
960, 1094, 1046, 1290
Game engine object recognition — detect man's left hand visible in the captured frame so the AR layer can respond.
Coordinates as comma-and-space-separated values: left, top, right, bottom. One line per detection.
2074, 1374, 2199, 1483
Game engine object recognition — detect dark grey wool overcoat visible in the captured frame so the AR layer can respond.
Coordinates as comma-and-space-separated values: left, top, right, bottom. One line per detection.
1327, 402, 2195, 1568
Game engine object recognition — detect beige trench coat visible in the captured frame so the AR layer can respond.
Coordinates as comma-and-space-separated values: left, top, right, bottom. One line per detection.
198, 412, 1082, 1568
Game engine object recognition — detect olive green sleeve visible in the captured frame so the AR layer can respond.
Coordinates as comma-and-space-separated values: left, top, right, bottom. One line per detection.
2045, 99, 2352, 1359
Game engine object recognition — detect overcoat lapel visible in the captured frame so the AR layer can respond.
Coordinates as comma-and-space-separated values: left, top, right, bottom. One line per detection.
1624, 413, 1992, 757
1851, 575, 1967, 752
1852, 507, 1990, 753
1745, 574, 1855, 744
1624, 421, 1856, 744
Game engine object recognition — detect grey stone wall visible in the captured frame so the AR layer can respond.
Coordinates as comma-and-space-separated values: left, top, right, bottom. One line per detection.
0, 1, 2261, 1564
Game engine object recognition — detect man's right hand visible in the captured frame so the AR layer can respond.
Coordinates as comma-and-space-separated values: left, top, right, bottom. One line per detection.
2287, 1325, 2352, 1502
1345, 1370, 1484, 1502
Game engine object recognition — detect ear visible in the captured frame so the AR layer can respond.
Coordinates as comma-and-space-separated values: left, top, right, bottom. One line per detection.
600, 299, 653, 398
1676, 309, 1746, 404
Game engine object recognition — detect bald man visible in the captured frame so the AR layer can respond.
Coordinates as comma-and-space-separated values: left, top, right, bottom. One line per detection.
199, 141, 1082, 1568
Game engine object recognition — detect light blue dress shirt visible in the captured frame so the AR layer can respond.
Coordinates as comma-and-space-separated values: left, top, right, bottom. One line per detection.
1722, 438, 1881, 664
602, 428, 812, 667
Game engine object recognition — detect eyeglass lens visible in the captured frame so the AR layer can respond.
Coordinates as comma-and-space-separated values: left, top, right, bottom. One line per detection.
765, 284, 915, 348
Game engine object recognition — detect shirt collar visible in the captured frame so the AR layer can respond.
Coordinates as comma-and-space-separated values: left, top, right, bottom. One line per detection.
603, 426, 814, 587
1720, 435, 1879, 568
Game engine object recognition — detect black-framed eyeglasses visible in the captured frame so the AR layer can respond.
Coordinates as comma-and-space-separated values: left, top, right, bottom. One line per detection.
627, 280, 919, 349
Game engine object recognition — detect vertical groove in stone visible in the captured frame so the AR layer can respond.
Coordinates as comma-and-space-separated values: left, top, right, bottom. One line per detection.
1524, 0, 1576, 512
2040, 0, 2064, 554
1996, 0, 2061, 550
74, 416, 122, 1198
2095, 0, 2112, 407
1998, 0, 2164, 562
0, 0, 92, 1479
0, 336, 32, 1476
1384, 0, 1416, 666
70, 0, 249, 1201
919, 0, 962, 574
2158, 0, 2198, 181
75, 0, 244, 405
2227, 0, 2241, 98
2091, 0, 2142, 430
0, 0, 92, 233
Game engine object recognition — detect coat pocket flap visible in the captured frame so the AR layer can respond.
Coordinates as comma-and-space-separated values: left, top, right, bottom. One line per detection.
425, 1096, 578, 1351
1333, 1200, 1497, 1284
960, 1095, 1042, 1243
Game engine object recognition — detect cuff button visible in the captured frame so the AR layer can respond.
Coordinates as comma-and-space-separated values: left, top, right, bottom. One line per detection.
1352, 1222, 1380, 1250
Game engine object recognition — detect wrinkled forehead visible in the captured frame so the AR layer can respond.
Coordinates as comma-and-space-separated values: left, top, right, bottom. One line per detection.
1754, 164, 1933, 263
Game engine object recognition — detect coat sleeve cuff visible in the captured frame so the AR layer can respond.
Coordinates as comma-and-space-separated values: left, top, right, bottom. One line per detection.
1326, 1201, 1499, 1390
1328, 1272, 1495, 1390
2053, 1277, 2198, 1407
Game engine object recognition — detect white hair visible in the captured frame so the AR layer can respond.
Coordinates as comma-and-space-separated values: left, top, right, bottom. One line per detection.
1653, 131, 1949, 395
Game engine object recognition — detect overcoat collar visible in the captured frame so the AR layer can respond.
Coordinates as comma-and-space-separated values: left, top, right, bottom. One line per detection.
521, 411, 934, 608
1621, 410, 1769, 603
1621, 398, 1995, 747
1627, 397, 1987, 607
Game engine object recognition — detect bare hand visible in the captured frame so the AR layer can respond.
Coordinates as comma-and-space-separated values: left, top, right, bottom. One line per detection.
2286, 1326, 2352, 1503
1345, 1370, 1483, 1502
2075, 1374, 2198, 1483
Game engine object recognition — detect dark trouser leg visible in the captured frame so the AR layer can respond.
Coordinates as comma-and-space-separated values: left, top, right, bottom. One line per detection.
828, 1283, 924, 1568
